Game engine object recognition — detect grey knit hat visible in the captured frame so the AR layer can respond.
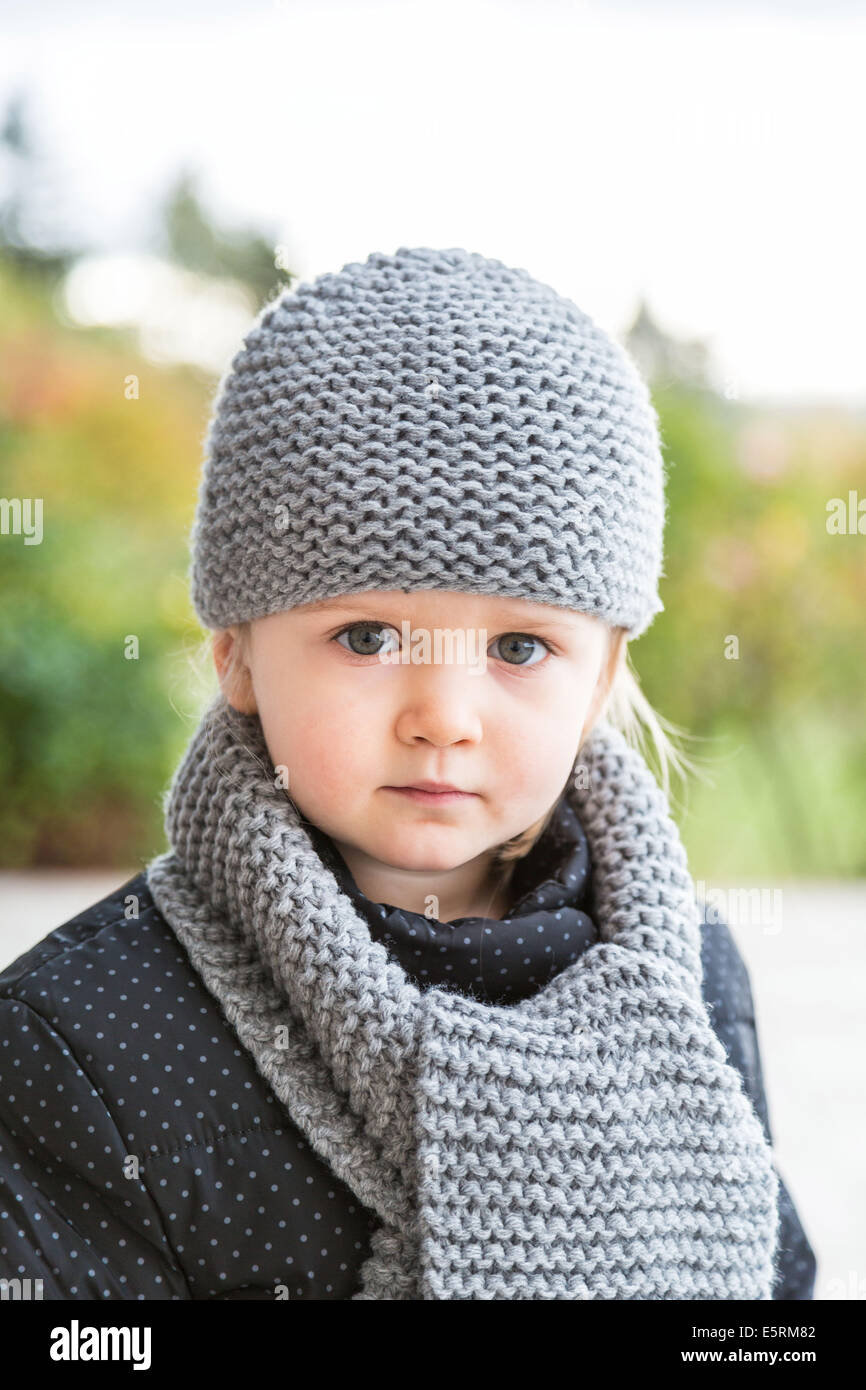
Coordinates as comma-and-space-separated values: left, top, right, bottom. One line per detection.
189, 246, 667, 640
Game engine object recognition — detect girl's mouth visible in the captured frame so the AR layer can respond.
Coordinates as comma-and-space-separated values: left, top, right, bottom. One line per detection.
383, 786, 477, 804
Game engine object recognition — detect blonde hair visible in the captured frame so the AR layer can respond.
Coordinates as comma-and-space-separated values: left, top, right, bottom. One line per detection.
191, 616, 706, 895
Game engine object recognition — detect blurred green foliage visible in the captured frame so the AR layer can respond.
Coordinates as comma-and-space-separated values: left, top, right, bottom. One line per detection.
633, 381, 866, 875
0, 253, 217, 866
0, 195, 864, 873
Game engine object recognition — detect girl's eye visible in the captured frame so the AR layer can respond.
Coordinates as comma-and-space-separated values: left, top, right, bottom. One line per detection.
334, 622, 400, 657
490, 633, 550, 667
334, 624, 551, 666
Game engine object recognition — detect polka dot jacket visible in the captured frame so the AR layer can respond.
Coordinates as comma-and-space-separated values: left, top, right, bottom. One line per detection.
0, 794, 816, 1300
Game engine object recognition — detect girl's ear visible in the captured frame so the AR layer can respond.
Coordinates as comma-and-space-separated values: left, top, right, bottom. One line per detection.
213, 626, 257, 714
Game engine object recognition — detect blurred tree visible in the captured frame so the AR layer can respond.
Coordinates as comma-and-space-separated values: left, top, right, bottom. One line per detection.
0, 92, 85, 282
625, 298, 712, 391
0, 100, 302, 865
156, 168, 295, 309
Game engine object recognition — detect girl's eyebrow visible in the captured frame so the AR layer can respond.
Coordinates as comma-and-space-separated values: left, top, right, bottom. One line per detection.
297, 596, 358, 614
298, 596, 580, 630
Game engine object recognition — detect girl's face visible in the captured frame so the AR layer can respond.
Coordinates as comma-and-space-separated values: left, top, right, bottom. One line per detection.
214, 589, 620, 880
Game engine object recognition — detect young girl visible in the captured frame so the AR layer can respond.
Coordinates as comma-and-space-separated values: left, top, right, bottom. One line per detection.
0, 246, 815, 1300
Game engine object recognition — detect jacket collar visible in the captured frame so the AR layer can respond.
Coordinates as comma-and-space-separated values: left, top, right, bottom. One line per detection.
307, 795, 598, 1005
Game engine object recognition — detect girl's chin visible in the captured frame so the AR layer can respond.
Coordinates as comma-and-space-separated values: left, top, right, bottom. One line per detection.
367, 833, 483, 875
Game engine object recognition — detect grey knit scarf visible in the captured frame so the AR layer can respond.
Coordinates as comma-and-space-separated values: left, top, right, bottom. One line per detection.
145, 694, 780, 1300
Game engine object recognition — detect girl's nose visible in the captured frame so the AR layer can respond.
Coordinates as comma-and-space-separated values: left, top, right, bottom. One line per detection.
394, 667, 484, 748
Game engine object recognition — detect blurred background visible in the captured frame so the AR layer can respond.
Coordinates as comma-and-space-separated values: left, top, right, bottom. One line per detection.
0, 0, 863, 1299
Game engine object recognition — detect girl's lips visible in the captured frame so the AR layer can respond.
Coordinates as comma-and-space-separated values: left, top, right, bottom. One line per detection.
384, 787, 476, 804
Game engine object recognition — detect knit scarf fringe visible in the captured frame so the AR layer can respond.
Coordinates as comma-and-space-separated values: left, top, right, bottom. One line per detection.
145, 693, 780, 1300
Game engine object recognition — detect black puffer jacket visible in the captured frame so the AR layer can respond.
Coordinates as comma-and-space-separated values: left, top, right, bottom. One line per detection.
0, 803, 817, 1300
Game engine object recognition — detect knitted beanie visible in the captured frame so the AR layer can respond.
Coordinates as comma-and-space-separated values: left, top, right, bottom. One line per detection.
189, 246, 667, 640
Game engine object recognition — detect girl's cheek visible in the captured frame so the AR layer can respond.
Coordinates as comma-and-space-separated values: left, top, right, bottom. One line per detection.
285, 711, 360, 784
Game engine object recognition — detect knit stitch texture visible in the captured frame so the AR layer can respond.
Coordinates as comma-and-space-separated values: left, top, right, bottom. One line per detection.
189, 246, 667, 640
145, 696, 780, 1300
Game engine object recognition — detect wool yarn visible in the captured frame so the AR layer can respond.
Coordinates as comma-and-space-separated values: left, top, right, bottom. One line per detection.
189, 246, 667, 640
145, 695, 780, 1300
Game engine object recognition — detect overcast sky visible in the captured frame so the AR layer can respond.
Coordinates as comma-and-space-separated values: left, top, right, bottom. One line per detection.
2, 0, 864, 404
